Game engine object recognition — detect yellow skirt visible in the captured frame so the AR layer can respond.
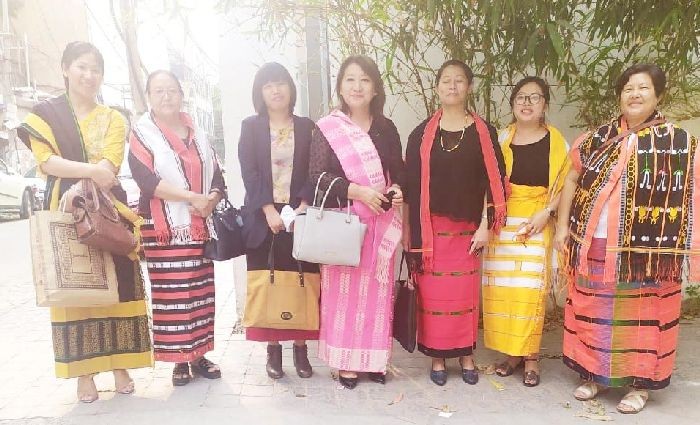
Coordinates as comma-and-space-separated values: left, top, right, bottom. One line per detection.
482, 184, 553, 356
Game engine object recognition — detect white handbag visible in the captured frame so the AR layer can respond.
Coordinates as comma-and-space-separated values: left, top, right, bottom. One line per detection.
292, 173, 367, 266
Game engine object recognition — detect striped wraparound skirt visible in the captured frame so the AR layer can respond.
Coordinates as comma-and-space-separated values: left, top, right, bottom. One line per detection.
142, 218, 216, 363
563, 238, 682, 390
416, 216, 480, 358
482, 185, 551, 356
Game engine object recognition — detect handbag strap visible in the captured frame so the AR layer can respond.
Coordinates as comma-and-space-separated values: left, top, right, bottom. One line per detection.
398, 251, 417, 288
594, 118, 665, 153
312, 171, 328, 206
398, 251, 406, 279
267, 234, 305, 287
316, 177, 352, 223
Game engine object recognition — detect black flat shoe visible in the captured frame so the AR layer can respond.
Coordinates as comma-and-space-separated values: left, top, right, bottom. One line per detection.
462, 368, 479, 385
338, 374, 358, 389
368, 372, 386, 384
459, 357, 479, 385
430, 369, 447, 386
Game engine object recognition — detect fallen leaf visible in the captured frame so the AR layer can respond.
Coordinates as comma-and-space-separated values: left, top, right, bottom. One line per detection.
479, 363, 496, 375
388, 393, 404, 405
487, 377, 505, 391
573, 412, 613, 421
583, 399, 607, 416
430, 405, 456, 413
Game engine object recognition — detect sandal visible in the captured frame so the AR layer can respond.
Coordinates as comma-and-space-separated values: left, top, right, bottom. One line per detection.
172, 362, 192, 386
522, 357, 540, 387
190, 357, 222, 379
114, 369, 135, 394
617, 389, 649, 414
495, 357, 524, 377
574, 381, 606, 401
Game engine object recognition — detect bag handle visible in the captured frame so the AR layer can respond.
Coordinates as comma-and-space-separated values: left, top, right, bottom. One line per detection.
267, 234, 305, 287
312, 172, 328, 207
398, 251, 417, 289
398, 251, 406, 279
314, 175, 352, 223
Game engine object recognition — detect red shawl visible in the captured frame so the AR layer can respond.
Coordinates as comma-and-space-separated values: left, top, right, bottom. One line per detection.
419, 109, 507, 272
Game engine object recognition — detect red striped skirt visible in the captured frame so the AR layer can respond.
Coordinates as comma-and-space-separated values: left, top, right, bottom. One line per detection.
416, 216, 480, 358
143, 220, 216, 362
563, 238, 682, 389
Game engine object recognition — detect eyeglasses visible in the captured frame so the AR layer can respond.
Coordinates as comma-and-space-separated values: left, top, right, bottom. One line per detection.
514, 93, 544, 105
151, 88, 181, 98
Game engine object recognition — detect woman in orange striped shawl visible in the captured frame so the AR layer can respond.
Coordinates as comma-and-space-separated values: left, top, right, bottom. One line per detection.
554, 64, 700, 414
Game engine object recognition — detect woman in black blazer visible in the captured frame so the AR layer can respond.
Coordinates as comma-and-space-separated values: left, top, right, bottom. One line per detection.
238, 62, 319, 379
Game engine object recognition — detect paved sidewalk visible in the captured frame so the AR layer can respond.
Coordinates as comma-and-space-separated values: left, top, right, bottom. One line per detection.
1, 218, 699, 424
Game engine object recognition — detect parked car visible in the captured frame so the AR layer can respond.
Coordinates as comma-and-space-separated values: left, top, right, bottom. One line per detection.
23, 166, 46, 211
0, 159, 38, 218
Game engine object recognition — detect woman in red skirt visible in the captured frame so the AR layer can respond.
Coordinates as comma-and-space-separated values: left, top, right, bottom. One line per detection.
404, 60, 508, 386
130, 70, 225, 386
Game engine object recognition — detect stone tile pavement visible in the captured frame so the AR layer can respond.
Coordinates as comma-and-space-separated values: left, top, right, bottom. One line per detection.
1, 219, 699, 424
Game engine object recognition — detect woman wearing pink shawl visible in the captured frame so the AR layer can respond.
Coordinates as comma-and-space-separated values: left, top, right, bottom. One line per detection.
309, 55, 404, 389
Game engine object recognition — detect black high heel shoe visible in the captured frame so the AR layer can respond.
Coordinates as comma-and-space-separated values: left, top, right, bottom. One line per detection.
430, 359, 447, 386
368, 372, 386, 384
338, 372, 358, 389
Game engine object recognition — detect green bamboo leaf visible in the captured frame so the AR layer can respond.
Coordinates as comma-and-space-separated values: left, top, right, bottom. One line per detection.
526, 30, 539, 60
546, 22, 564, 58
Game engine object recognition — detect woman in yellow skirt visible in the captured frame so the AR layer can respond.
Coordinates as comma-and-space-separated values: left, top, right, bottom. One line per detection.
19, 42, 152, 402
481, 77, 568, 386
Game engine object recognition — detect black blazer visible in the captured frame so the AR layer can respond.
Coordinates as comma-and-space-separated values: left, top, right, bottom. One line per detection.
238, 114, 315, 249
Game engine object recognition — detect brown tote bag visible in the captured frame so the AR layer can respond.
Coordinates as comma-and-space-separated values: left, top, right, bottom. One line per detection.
64, 179, 137, 257
242, 236, 321, 330
30, 208, 119, 307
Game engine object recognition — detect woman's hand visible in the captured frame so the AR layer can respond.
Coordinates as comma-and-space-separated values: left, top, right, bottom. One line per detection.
263, 205, 285, 234
357, 186, 389, 215
390, 185, 403, 208
89, 164, 118, 191
188, 193, 210, 217
553, 223, 569, 253
469, 221, 490, 255
527, 209, 551, 236
294, 201, 309, 215
194, 192, 220, 218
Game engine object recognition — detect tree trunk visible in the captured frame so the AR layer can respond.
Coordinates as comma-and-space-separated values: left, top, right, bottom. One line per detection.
119, 0, 147, 115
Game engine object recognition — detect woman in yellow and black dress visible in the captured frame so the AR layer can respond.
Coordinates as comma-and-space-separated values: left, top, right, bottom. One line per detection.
19, 42, 152, 403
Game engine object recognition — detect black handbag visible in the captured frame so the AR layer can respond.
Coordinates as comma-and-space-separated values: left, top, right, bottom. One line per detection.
393, 252, 417, 353
204, 198, 246, 261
